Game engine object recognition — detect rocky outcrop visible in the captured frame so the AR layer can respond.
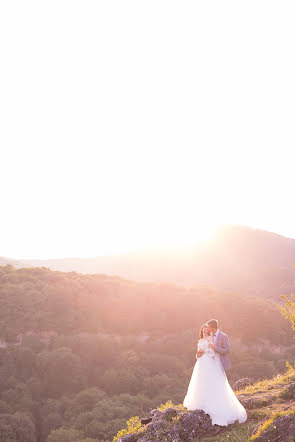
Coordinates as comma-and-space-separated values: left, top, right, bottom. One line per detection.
253, 413, 295, 441
238, 392, 273, 409
118, 407, 224, 442
117, 370, 295, 442
281, 382, 295, 399
233, 377, 254, 390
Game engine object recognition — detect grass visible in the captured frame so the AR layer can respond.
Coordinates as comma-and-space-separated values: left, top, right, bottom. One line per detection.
112, 400, 186, 442
198, 421, 257, 442
250, 406, 295, 440
112, 416, 146, 442
280, 382, 295, 399
248, 409, 269, 420
236, 366, 295, 396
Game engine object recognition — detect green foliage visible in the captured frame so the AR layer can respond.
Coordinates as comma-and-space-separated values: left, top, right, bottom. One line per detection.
278, 262, 295, 332
0, 399, 10, 414
157, 399, 175, 411
101, 368, 141, 395
0, 266, 106, 337
113, 416, 144, 442
47, 427, 85, 442
0, 265, 291, 343
36, 347, 81, 397
236, 366, 295, 395
280, 294, 295, 332
0, 412, 36, 442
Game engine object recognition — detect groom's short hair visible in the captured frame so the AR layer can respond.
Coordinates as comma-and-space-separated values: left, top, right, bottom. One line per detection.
207, 319, 218, 330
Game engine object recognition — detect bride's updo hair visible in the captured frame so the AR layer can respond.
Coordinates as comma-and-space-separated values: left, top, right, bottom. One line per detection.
199, 323, 208, 339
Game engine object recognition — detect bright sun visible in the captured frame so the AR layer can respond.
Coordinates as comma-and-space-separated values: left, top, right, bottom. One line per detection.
120, 220, 219, 256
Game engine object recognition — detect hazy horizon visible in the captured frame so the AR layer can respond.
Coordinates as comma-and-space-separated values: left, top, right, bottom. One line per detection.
2, 223, 295, 261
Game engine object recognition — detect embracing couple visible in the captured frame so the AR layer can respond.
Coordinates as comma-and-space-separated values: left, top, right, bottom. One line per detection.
183, 319, 247, 426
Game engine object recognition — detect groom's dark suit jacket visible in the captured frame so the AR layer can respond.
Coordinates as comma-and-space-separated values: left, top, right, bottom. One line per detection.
215, 330, 231, 371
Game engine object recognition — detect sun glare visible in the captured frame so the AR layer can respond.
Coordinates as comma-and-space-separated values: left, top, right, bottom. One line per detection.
121, 221, 219, 256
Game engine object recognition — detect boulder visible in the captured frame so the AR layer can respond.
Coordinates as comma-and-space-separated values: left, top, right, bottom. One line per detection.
157, 407, 178, 421
238, 393, 273, 409
121, 407, 223, 442
136, 436, 154, 442
118, 434, 140, 442
281, 382, 295, 399
179, 410, 223, 440
140, 417, 152, 425
253, 414, 295, 441
283, 401, 295, 411
233, 378, 254, 390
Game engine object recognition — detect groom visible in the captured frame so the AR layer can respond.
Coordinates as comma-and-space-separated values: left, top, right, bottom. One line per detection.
197, 319, 231, 371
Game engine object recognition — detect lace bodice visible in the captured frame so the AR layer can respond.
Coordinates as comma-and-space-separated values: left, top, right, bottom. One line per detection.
197, 338, 215, 359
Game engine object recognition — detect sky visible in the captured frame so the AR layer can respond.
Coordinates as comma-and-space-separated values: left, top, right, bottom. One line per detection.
1, 1, 295, 259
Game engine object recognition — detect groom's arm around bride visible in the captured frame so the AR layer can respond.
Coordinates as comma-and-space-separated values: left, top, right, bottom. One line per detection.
214, 332, 231, 371
215, 331, 230, 355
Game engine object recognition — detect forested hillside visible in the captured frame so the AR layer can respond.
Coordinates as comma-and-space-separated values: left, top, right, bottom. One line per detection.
0, 264, 292, 342
3, 225, 295, 299
0, 264, 295, 441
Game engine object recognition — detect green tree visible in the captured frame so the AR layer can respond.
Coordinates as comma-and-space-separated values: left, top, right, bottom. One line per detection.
101, 368, 140, 395
278, 262, 295, 331
36, 348, 81, 397
0, 412, 36, 442
280, 294, 295, 331
47, 427, 86, 442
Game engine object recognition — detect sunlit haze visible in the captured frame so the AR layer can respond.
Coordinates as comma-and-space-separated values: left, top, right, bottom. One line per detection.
1, 1, 294, 259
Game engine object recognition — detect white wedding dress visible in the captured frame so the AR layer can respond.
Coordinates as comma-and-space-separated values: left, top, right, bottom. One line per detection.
183, 338, 247, 426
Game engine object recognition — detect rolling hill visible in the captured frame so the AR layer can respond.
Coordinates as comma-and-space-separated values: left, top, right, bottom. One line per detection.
2, 225, 295, 299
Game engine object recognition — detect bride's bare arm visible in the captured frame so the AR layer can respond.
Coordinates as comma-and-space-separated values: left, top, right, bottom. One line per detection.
196, 339, 204, 358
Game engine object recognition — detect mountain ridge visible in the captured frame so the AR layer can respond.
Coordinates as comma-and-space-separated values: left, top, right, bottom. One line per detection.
2, 225, 295, 299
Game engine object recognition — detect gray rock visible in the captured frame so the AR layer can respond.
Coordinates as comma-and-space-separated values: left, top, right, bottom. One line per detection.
168, 424, 182, 442
137, 428, 181, 442
118, 433, 140, 442
140, 417, 152, 425
150, 409, 165, 422
137, 421, 182, 442
160, 407, 178, 421
253, 414, 295, 441
238, 393, 273, 409
136, 436, 153, 442
179, 409, 223, 440
233, 377, 254, 390
281, 382, 295, 399
121, 407, 223, 442
144, 417, 165, 439
283, 401, 295, 411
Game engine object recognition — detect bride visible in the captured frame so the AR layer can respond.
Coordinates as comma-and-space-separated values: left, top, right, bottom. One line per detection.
183, 323, 247, 426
